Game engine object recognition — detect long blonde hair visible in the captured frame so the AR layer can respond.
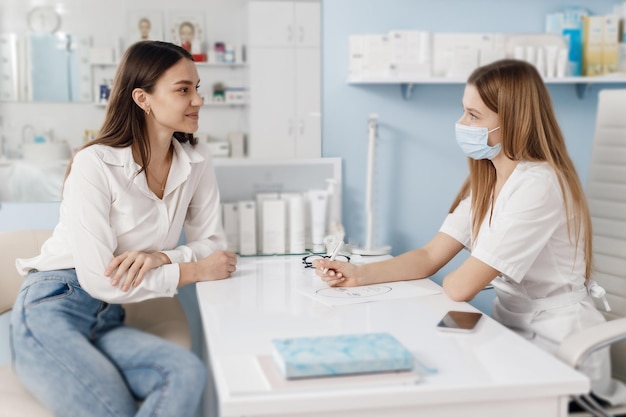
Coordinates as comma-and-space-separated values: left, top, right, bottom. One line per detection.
449, 59, 593, 278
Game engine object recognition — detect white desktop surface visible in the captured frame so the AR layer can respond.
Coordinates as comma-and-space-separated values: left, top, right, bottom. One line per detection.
196, 256, 589, 417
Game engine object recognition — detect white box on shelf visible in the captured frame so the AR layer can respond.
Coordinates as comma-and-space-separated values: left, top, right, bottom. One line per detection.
225, 87, 247, 104
349, 34, 392, 79
222, 202, 239, 252
447, 46, 478, 78
207, 141, 230, 157
255, 192, 279, 254
479, 48, 507, 67
279, 192, 305, 254
388, 30, 431, 78
228, 132, 246, 158
348, 35, 367, 78
286, 193, 306, 254
238, 200, 257, 256
262, 199, 286, 255
432, 33, 498, 78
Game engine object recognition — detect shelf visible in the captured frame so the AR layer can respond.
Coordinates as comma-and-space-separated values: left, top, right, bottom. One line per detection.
347, 74, 626, 99
90, 62, 117, 67
90, 62, 247, 68
203, 102, 246, 107
91, 61, 247, 104
93, 101, 246, 108
196, 62, 247, 68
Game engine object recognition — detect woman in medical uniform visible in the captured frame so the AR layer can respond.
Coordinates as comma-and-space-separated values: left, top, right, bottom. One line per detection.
314, 59, 626, 406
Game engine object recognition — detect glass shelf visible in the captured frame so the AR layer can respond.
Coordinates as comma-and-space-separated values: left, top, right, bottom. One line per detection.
91, 62, 247, 68
202, 101, 246, 107
347, 75, 626, 99
93, 101, 246, 108
196, 62, 247, 68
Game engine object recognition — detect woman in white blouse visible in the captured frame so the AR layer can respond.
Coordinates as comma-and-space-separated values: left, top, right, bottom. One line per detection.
314, 59, 626, 407
11, 41, 237, 417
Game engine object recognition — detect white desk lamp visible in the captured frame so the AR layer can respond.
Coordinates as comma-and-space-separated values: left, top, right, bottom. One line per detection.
351, 113, 391, 256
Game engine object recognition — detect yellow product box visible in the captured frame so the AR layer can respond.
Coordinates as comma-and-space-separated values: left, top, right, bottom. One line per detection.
583, 15, 604, 76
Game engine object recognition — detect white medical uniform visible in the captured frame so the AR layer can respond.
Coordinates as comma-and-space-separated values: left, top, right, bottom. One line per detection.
440, 160, 626, 404
16, 139, 227, 304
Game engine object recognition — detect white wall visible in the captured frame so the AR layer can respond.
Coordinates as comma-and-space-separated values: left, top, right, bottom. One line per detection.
0, 3, 248, 416
0, 0, 248, 156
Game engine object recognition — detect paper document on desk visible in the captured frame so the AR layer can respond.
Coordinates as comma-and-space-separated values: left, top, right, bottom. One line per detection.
299, 281, 440, 306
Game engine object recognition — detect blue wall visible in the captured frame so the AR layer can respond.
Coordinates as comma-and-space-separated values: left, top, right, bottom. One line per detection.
322, 0, 624, 311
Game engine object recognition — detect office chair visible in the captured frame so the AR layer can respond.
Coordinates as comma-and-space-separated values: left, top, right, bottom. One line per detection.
0, 229, 192, 417
556, 89, 626, 417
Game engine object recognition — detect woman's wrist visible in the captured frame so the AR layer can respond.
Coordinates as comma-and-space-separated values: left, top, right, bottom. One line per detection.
155, 251, 171, 267
178, 261, 199, 287
354, 265, 367, 286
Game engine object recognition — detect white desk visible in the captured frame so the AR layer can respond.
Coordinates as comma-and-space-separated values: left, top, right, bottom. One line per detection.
196, 256, 589, 417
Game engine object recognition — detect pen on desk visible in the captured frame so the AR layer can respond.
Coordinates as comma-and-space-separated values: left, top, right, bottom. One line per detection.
322, 240, 343, 274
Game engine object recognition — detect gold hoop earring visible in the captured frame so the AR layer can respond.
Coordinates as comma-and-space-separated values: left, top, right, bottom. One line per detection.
145, 107, 151, 116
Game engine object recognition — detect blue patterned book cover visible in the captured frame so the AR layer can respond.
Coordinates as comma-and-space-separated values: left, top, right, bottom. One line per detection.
271, 332, 414, 379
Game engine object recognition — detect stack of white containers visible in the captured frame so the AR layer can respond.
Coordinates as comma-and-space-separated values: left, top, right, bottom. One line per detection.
221, 180, 341, 256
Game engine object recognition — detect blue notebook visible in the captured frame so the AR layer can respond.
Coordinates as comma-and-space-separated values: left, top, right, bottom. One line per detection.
271, 332, 414, 379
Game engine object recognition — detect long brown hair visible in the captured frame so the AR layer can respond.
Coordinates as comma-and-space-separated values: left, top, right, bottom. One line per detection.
449, 59, 593, 278
65, 41, 198, 179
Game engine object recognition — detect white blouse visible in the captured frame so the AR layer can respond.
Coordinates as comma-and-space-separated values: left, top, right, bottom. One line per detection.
440, 160, 626, 404
16, 140, 227, 304
440, 160, 588, 294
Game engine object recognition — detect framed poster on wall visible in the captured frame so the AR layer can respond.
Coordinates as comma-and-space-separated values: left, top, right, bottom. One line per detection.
168, 11, 205, 55
126, 10, 164, 48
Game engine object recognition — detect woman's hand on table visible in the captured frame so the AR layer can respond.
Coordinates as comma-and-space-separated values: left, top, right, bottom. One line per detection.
196, 250, 238, 281
314, 258, 361, 287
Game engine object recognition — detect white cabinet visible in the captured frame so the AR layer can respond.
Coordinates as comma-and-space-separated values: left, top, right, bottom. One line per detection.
248, 0, 321, 159
249, 1, 320, 48
0, 34, 20, 101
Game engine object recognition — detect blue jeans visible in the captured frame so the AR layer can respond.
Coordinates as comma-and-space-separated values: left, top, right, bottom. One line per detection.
10, 269, 207, 417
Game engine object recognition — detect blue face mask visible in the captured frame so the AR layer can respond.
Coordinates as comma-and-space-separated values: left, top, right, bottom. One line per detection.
455, 123, 501, 160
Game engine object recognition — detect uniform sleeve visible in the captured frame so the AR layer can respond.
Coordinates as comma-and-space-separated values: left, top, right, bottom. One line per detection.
439, 195, 472, 249
65, 150, 179, 304
471, 174, 564, 283
160, 148, 227, 264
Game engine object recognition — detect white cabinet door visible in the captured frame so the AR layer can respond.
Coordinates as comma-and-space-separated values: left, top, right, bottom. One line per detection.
0, 34, 19, 101
295, 46, 321, 158
248, 1, 295, 48
248, 47, 296, 158
248, 1, 320, 48
294, 2, 320, 47
248, 0, 320, 159
249, 46, 320, 159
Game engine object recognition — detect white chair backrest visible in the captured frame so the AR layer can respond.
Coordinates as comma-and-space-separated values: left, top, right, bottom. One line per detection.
587, 89, 626, 382
0, 230, 52, 315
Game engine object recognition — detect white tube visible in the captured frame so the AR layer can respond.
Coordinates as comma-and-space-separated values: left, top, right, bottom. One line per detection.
288, 194, 306, 254
513, 45, 525, 61
308, 189, 328, 253
365, 114, 378, 250
351, 113, 391, 256
525, 45, 536, 66
545, 45, 558, 78
535, 47, 545, 77
556, 48, 569, 78
325, 178, 342, 234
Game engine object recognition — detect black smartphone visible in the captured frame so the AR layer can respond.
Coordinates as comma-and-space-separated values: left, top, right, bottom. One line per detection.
436, 310, 483, 333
